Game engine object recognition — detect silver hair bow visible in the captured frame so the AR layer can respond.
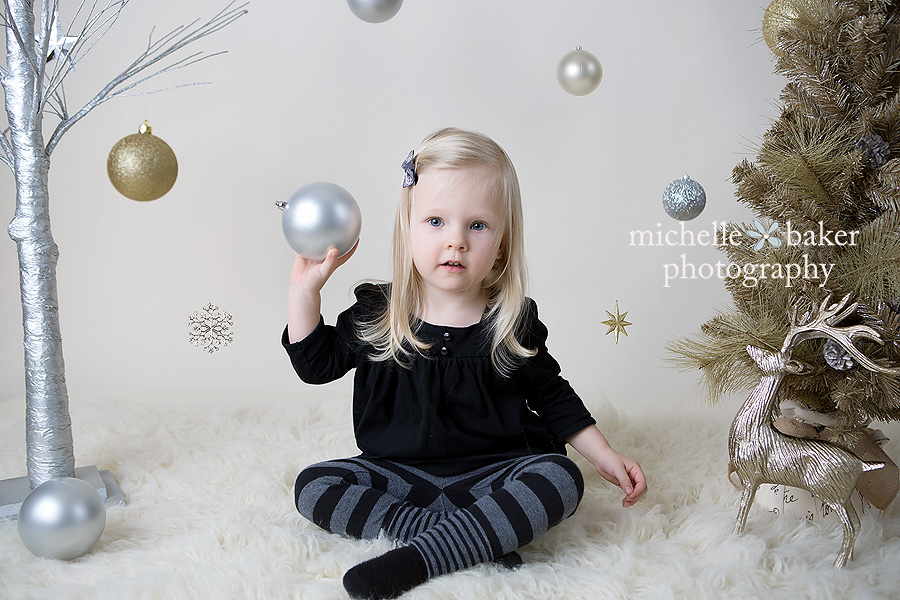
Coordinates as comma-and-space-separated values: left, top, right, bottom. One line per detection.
401, 150, 418, 188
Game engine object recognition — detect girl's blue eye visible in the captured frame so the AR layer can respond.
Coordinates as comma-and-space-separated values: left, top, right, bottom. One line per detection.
471, 222, 486, 231
428, 218, 443, 227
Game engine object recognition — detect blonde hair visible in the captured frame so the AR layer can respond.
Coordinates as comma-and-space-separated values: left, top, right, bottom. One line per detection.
358, 127, 535, 376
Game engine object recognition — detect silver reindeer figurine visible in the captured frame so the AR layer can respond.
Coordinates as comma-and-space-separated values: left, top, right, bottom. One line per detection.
730, 294, 900, 568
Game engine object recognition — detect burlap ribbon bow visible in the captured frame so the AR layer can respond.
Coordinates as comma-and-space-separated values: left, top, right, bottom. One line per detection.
771, 416, 898, 510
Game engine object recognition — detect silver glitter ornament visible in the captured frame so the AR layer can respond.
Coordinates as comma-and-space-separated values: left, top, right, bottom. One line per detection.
277, 182, 362, 261
557, 46, 603, 96
663, 175, 706, 221
347, 0, 403, 23
18, 477, 106, 560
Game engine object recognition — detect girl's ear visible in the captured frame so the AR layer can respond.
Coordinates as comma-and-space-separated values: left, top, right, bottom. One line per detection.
493, 244, 505, 270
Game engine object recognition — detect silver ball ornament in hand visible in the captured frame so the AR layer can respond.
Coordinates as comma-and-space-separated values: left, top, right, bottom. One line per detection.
278, 182, 362, 261
17, 477, 107, 560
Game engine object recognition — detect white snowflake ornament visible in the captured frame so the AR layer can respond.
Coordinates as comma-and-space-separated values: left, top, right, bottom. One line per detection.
188, 303, 233, 353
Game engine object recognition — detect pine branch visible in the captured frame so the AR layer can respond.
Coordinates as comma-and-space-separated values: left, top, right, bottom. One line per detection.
856, 49, 894, 105
778, 42, 853, 121
866, 92, 900, 147
870, 159, 900, 212
667, 305, 787, 402
827, 211, 900, 301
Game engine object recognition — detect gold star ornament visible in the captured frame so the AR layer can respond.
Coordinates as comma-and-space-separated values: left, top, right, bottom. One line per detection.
601, 300, 632, 344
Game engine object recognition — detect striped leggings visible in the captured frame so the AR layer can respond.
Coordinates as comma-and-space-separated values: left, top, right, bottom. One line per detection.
294, 453, 584, 578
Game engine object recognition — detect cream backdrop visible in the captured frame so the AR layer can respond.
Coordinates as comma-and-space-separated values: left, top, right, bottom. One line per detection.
0, 1, 783, 414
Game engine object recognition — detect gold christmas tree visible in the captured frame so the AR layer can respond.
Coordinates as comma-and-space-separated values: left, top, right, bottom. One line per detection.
669, 0, 900, 436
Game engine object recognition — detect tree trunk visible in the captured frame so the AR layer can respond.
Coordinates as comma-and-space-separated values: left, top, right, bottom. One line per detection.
3, 0, 75, 488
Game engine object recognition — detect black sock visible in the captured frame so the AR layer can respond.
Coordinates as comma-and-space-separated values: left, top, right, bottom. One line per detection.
342, 546, 429, 600
494, 551, 523, 570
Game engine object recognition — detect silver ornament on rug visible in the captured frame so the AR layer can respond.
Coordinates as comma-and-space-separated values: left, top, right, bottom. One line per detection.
557, 46, 603, 96
276, 182, 362, 261
662, 175, 706, 221
347, 0, 403, 23
18, 477, 106, 560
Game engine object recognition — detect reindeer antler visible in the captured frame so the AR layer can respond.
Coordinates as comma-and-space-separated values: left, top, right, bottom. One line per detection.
782, 294, 900, 375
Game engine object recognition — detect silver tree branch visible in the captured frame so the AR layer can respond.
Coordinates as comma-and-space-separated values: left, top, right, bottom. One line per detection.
44, 1, 246, 155
0, 129, 12, 169
41, 1, 130, 111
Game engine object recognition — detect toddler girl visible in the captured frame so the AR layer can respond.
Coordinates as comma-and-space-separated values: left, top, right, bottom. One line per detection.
283, 127, 646, 599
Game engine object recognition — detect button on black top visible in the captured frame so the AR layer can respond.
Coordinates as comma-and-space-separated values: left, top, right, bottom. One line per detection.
443, 332, 452, 341
440, 346, 448, 356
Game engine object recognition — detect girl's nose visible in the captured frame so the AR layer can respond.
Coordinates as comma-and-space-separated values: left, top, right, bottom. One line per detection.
446, 234, 467, 252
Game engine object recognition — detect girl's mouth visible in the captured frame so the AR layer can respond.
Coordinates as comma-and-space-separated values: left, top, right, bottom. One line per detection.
441, 261, 465, 272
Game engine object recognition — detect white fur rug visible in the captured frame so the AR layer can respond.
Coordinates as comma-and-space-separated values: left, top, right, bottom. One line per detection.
1, 389, 899, 600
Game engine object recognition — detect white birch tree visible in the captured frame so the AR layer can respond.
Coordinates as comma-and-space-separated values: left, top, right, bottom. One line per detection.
1, 0, 245, 488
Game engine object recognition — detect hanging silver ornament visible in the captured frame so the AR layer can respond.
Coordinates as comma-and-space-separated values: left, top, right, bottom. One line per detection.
276, 182, 362, 261
107, 121, 178, 201
557, 46, 603, 96
347, 0, 403, 23
17, 477, 106, 560
662, 174, 706, 221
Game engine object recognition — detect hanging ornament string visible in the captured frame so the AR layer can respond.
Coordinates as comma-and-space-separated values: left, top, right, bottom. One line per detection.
685, 0, 699, 185
662, 0, 707, 221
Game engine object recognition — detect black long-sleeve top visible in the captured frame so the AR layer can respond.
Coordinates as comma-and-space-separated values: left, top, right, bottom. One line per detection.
282, 283, 595, 476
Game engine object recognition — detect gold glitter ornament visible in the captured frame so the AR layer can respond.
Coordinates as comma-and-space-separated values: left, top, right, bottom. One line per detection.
107, 121, 178, 201
762, 0, 816, 56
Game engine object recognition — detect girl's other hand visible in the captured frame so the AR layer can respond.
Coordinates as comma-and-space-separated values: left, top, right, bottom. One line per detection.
565, 425, 648, 508
595, 453, 647, 508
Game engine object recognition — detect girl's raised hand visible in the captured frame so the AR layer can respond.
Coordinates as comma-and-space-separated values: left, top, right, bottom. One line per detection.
290, 239, 360, 294
286, 239, 359, 344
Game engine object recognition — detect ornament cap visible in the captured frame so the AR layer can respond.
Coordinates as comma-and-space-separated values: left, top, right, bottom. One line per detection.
139, 120, 151, 135
275, 201, 287, 212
